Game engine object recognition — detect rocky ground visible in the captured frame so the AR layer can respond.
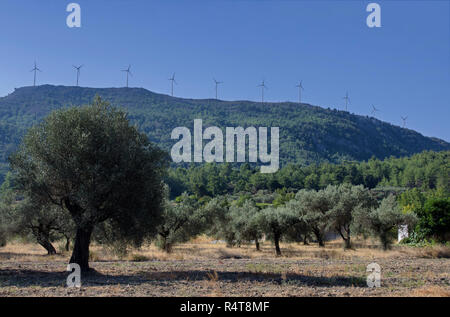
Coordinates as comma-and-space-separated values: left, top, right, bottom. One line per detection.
0, 240, 449, 297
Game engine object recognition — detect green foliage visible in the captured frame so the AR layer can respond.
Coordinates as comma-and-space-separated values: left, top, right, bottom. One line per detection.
166, 151, 449, 198
398, 188, 449, 242
272, 188, 295, 207
419, 198, 450, 242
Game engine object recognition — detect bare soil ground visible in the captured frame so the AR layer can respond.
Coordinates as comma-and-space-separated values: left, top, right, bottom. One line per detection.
0, 237, 449, 297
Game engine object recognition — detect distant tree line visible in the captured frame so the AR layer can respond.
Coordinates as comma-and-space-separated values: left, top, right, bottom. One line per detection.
166, 150, 449, 198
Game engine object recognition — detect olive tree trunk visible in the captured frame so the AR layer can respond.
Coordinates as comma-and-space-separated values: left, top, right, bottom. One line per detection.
273, 232, 282, 256
70, 226, 93, 272
32, 228, 56, 255
37, 236, 57, 255
313, 228, 325, 247
255, 237, 260, 251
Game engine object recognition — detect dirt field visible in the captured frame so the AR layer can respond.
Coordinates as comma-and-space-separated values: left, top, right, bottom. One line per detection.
0, 237, 449, 297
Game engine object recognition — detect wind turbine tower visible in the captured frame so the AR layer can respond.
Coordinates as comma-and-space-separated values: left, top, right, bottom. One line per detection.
258, 80, 268, 103
343, 91, 350, 111
401, 116, 408, 128
73, 65, 83, 87
168, 73, 177, 97
121, 65, 132, 88
295, 81, 304, 104
213, 78, 223, 99
30, 61, 41, 87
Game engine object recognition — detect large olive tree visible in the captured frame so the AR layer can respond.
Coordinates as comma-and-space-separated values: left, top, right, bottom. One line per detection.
10, 97, 167, 271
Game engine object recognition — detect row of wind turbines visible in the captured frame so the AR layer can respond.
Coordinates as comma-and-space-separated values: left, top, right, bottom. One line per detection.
29, 61, 409, 128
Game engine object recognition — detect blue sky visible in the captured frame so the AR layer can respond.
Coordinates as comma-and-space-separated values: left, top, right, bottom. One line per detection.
0, 0, 449, 141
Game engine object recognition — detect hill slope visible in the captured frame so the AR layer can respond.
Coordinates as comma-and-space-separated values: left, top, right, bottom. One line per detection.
0, 85, 448, 180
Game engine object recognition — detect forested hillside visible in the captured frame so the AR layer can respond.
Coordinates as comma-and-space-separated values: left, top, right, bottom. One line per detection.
0, 85, 448, 182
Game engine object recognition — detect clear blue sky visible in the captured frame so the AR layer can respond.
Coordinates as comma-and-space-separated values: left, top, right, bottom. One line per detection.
0, 0, 449, 141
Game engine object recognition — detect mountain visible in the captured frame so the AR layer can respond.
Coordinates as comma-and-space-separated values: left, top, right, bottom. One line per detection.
0, 85, 448, 181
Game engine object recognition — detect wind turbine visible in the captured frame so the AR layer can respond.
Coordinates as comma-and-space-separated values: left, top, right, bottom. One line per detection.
30, 61, 41, 86
121, 65, 132, 88
258, 80, 268, 103
73, 65, 83, 86
168, 73, 177, 97
295, 81, 304, 104
213, 78, 223, 99
401, 116, 408, 128
371, 105, 380, 116
343, 91, 350, 111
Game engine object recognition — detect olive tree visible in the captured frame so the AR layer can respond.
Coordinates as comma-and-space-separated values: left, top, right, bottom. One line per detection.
156, 193, 203, 253
256, 206, 296, 256
8, 199, 73, 254
283, 199, 312, 245
203, 196, 235, 246
10, 97, 167, 271
229, 200, 263, 251
294, 189, 333, 247
327, 184, 376, 249
1, 172, 74, 254
355, 195, 417, 250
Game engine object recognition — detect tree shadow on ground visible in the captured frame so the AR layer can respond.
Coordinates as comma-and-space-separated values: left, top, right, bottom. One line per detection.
0, 267, 366, 288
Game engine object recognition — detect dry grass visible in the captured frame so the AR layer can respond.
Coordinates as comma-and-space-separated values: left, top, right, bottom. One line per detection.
415, 245, 450, 259
410, 286, 450, 297
2, 238, 444, 263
